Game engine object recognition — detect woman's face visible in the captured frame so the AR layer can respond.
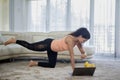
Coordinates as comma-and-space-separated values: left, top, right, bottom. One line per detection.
77, 36, 88, 43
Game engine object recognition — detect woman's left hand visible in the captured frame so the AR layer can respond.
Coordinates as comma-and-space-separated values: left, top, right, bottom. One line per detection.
81, 54, 87, 59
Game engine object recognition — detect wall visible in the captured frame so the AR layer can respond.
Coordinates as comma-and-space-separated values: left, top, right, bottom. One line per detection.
0, 0, 9, 31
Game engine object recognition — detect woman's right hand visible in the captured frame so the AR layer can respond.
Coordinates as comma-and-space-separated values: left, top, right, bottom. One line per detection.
80, 54, 87, 59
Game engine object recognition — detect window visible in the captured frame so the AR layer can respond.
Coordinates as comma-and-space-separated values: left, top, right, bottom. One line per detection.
27, 0, 47, 32
71, 0, 90, 30
28, 0, 90, 32
94, 0, 115, 54
49, 0, 67, 31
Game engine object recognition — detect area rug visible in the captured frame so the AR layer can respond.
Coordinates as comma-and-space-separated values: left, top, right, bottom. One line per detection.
0, 60, 120, 80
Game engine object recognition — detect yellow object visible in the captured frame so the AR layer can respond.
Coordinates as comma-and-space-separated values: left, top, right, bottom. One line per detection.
84, 61, 89, 67
84, 61, 95, 68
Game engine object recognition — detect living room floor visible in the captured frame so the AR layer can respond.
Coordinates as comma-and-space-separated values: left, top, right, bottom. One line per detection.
0, 55, 120, 80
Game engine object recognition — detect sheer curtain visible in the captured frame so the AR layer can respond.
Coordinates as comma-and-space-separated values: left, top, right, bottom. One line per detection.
49, 0, 67, 31
115, 0, 120, 57
27, 0, 47, 32
27, 0, 90, 32
27, 0, 67, 32
94, 0, 115, 54
71, 0, 90, 31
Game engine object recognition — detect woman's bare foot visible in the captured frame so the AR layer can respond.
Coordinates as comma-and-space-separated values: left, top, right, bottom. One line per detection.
28, 60, 38, 67
4, 38, 16, 46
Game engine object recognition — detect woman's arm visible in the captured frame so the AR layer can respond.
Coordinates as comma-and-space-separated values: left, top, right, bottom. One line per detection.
65, 36, 75, 70
77, 43, 87, 59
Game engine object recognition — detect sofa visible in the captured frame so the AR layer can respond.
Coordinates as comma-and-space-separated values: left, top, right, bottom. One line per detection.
0, 31, 95, 61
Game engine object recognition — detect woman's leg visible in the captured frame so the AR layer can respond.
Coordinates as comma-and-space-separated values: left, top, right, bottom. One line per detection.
16, 40, 48, 51
4, 38, 48, 51
28, 47, 58, 68
37, 51, 58, 68
28, 60, 38, 67
4, 38, 16, 45
5, 38, 57, 68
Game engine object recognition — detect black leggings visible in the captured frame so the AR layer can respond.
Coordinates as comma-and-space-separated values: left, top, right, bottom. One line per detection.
16, 38, 58, 68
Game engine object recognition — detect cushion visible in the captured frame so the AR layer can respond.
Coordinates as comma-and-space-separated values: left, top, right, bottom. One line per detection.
32, 34, 48, 42
0, 33, 4, 45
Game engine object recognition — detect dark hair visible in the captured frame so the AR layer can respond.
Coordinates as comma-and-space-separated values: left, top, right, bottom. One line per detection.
69, 27, 90, 39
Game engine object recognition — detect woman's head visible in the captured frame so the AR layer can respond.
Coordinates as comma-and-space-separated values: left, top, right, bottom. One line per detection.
69, 27, 90, 43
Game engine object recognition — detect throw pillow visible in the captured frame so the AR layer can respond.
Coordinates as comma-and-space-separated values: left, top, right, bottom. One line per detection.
0, 33, 6, 45
0, 34, 3, 44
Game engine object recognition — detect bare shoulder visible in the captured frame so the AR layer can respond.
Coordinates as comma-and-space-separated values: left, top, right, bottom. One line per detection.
65, 35, 74, 44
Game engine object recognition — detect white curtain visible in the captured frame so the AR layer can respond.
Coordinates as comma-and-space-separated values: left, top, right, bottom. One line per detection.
27, 0, 47, 32
115, 0, 120, 57
71, 0, 90, 31
93, 0, 115, 54
27, 0, 90, 32
49, 0, 67, 31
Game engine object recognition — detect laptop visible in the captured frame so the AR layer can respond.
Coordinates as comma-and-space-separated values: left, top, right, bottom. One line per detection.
72, 67, 96, 76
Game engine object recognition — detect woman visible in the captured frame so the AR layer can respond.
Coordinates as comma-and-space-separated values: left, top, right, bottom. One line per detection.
4, 27, 90, 70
